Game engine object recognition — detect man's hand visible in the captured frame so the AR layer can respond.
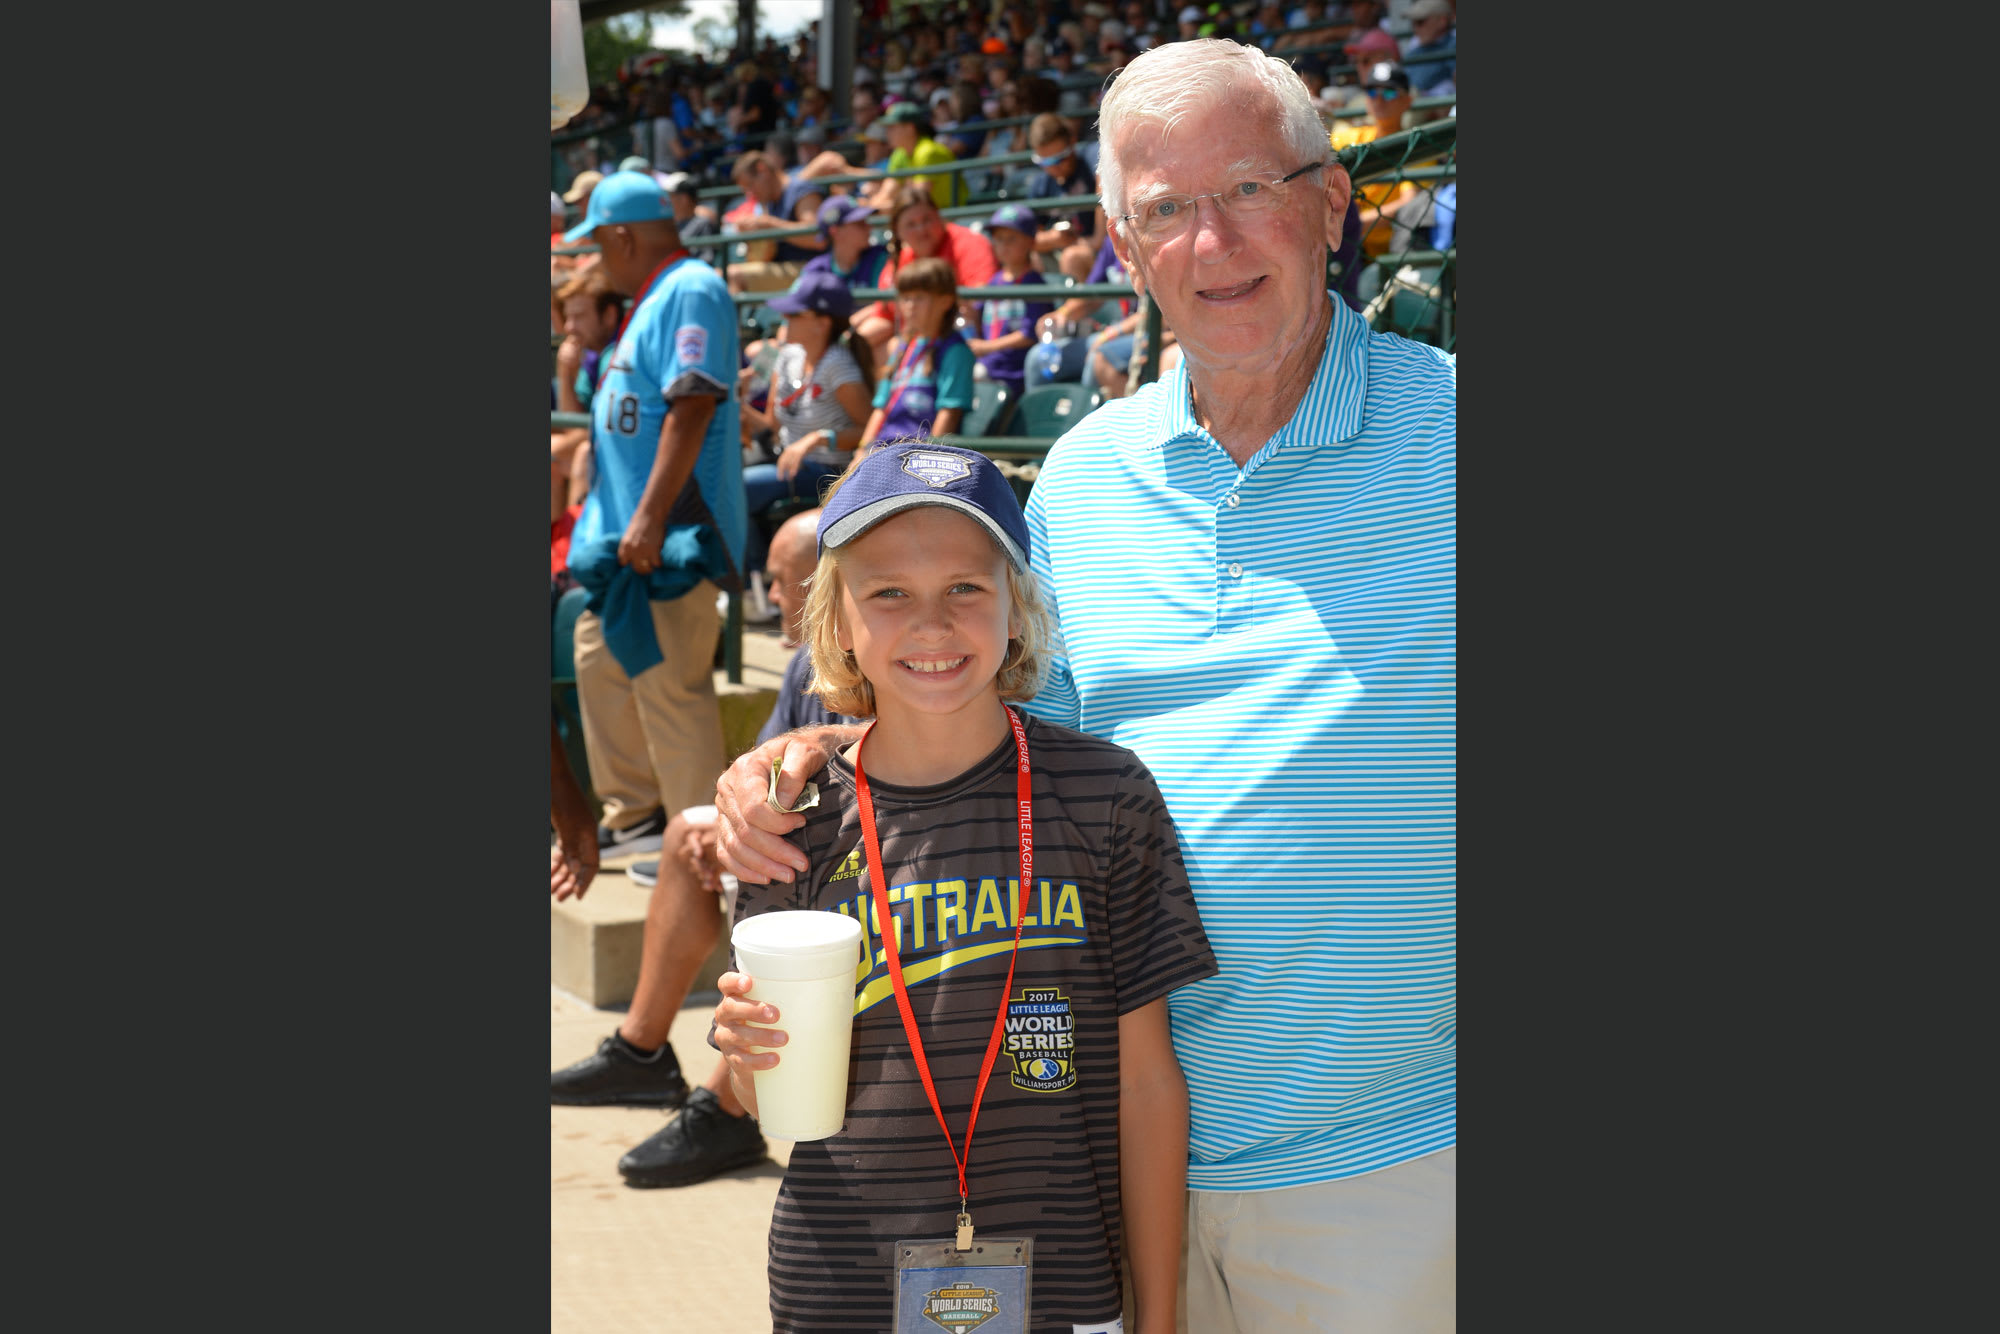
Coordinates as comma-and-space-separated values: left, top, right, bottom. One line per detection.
618, 509, 666, 575
550, 842, 598, 901
714, 728, 857, 883
555, 334, 585, 378
551, 717, 599, 900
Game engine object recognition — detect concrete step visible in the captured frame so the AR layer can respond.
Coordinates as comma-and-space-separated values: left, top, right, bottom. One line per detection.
550, 867, 735, 1009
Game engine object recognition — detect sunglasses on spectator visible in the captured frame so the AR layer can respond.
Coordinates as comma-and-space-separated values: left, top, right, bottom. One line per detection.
1365, 85, 1407, 99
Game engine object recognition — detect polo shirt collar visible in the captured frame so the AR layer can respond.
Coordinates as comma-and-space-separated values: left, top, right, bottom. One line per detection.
1147, 293, 1370, 457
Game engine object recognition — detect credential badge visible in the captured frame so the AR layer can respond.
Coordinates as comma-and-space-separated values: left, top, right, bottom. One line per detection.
901, 450, 971, 488
921, 1283, 1002, 1333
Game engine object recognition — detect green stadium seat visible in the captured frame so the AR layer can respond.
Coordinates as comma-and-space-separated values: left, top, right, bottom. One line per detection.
1013, 384, 1095, 438
962, 378, 1016, 437
551, 583, 595, 813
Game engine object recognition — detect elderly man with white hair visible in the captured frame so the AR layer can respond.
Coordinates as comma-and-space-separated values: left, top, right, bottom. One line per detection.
714, 39, 1456, 1334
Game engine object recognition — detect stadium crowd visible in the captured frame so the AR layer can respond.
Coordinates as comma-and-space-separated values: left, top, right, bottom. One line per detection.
550, 0, 1455, 1237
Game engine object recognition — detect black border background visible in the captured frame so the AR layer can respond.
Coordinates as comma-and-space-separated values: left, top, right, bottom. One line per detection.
197, 2, 1826, 1325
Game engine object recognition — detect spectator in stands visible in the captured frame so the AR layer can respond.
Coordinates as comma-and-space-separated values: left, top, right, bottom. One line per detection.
1176, 5, 1204, 40
550, 192, 568, 250
871, 101, 959, 210
1343, 0, 1389, 38
1284, 0, 1331, 30
1333, 61, 1426, 265
552, 265, 624, 531
859, 118, 892, 172
858, 258, 972, 445
1123, 0, 1162, 48
662, 174, 718, 251
965, 203, 1056, 408
737, 273, 877, 575
1027, 231, 1118, 388
642, 86, 685, 172
790, 123, 856, 183
940, 79, 987, 159
551, 509, 862, 1190
1023, 112, 1103, 281
557, 171, 746, 869
978, 80, 1026, 164
849, 87, 882, 136
562, 169, 603, 219
717, 36, 1456, 1332
1400, 0, 1455, 96
793, 83, 832, 130
856, 183, 997, 350
1044, 37, 1087, 117
726, 148, 828, 295
729, 60, 782, 141
800, 196, 893, 293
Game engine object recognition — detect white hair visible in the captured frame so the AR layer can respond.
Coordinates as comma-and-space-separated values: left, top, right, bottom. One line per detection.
1096, 38, 1329, 231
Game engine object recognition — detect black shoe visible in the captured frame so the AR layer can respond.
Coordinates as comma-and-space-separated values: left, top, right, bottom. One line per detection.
598, 808, 667, 866
627, 859, 659, 888
619, 1087, 767, 1188
551, 1034, 689, 1108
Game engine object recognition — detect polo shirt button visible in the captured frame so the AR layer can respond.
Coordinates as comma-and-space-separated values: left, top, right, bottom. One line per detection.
1227, 562, 1243, 579
1225, 493, 1240, 508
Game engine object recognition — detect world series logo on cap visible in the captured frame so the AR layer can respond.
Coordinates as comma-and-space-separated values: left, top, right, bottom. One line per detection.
902, 450, 972, 487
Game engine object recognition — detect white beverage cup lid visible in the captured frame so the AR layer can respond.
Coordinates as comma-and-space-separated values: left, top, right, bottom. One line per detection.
732, 910, 864, 980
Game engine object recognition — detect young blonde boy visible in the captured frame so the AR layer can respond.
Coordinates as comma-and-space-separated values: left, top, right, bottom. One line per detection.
713, 442, 1217, 1334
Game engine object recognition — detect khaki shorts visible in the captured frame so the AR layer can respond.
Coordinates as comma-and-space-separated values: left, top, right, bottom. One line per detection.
729, 259, 804, 293
1186, 1148, 1456, 1333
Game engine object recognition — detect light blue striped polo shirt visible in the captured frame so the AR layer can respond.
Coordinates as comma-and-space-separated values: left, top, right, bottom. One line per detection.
1021, 297, 1455, 1191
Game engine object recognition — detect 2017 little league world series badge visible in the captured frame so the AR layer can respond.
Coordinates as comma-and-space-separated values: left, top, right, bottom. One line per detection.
1004, 988, 1076, 1092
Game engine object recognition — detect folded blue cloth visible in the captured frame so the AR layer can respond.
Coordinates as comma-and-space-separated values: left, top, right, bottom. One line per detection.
565, 526, 734, 679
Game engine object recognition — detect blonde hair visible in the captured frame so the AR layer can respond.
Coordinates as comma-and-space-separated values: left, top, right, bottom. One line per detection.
800, 451, 1054, 718
1096, 38, 1329, 231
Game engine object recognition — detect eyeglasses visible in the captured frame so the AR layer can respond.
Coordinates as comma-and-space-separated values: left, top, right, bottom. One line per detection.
1118, 161, 1327, 243
1365, 85, 1408, 100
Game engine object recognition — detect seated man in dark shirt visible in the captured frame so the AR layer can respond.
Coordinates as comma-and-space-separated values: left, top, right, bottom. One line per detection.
726, 149, 829, 295
549, 508, 866, 1189
1022, 112, 1103, 281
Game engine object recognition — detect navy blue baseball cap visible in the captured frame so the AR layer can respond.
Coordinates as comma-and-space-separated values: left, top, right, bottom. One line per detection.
987, 203, 1039, 237
767, 269, 855, 320
819, 443, 1029, 572
817, 195, 877, 234
562, 171, 674, 243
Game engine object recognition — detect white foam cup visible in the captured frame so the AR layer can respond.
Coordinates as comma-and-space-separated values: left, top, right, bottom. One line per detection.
729, 910, 865, 1141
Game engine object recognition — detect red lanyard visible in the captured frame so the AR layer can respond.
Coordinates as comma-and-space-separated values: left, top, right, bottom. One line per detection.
879, 334, 929, 425
777, 363, 822, 410
853, 706, 1033, 1221
611, 249, 690, 346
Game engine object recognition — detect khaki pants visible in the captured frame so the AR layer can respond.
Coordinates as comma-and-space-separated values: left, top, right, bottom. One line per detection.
1185, 1148, 1456, 1334
572, 585, 727, 831
730, 259, 804, 293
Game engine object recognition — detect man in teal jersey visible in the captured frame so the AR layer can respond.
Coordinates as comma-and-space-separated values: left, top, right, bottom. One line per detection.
711, 39, 1456, 1334
560, 172, 747, 864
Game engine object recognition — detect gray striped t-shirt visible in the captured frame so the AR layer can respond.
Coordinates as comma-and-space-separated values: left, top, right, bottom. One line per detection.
735, 713, 1217, 1332
772, 340, 866, 466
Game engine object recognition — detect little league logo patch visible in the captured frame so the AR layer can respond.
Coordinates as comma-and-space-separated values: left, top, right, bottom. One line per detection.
674, 324, 707, 367
921, 1283, 1002, 1333
1004, 988, 1076, 1092
901, 450, 972, 488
